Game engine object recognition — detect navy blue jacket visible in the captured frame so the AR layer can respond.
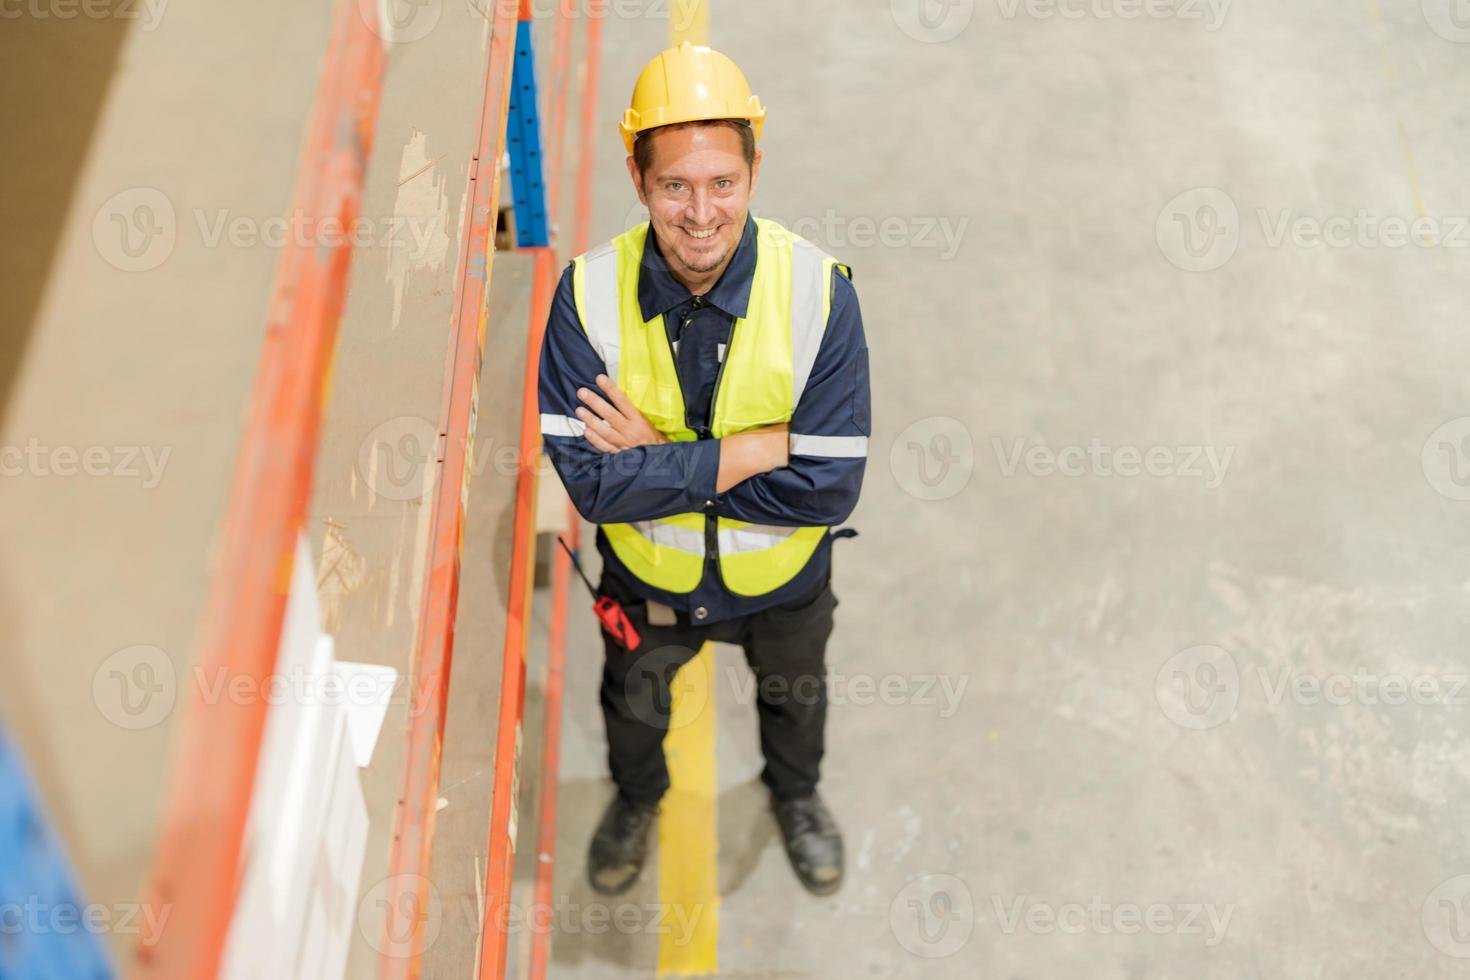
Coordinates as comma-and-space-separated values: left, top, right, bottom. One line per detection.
538, 215, 870, 622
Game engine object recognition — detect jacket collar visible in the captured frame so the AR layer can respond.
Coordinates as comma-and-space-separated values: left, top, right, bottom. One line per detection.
637, 214, 757, 322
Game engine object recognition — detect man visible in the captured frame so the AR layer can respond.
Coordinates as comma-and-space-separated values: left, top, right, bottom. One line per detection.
537, 42, 870, 897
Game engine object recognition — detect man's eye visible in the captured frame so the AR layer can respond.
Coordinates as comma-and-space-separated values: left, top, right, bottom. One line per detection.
666, 182, 685, 192
715, 180, 733, 190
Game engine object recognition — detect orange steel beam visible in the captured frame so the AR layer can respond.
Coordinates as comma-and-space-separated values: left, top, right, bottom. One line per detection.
134, 1, 388, 976
526, 514, 572, 980
478, 245, 557, 980
528, 9, 602, 975
542, 2, 575, 238
573, 13, 604, 259
376, 0, 519, 975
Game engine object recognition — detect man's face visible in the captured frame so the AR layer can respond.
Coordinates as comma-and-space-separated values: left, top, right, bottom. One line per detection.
627, 123, 762, 280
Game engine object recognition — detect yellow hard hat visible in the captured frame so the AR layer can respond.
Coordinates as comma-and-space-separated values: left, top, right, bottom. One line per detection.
618, 42, 766, 155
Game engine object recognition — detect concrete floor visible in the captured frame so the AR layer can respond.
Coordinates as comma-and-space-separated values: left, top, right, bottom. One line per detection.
510, 1, 1470, 977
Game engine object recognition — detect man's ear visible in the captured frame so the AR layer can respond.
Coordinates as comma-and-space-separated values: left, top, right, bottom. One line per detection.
749, 147, 763, 199
626, 155, 647, 206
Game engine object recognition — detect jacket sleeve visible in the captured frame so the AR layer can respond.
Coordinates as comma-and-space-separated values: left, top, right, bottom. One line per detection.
538, 264, 721, 525
714, 269, 870, 527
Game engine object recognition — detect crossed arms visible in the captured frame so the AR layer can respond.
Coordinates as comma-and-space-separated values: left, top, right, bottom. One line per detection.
568, 371, 792, 494
537, 265, 871, 527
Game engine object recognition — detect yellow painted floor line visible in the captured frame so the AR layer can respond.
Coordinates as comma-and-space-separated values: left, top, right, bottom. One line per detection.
657, 642, 720, 976
1395, 120, 1428, 219
1367, 2, 1428, 220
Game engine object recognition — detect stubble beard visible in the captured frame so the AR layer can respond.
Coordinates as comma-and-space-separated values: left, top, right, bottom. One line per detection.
671, 234, 730, 276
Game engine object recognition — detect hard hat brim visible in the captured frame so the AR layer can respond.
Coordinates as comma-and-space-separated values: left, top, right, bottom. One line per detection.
619, 101, 766, 155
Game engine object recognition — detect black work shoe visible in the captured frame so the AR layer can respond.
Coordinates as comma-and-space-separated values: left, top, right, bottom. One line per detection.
772, 793, 844, 895
588, 794, 658, 896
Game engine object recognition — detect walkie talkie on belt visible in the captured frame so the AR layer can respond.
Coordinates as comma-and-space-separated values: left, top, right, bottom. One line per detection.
558, 538, 641, 651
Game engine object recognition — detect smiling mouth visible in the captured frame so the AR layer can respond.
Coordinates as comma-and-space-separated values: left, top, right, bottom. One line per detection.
681, 226, 720, 241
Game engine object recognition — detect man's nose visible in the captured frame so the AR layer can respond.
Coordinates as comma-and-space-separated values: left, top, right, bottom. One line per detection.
687, 188, 717, 227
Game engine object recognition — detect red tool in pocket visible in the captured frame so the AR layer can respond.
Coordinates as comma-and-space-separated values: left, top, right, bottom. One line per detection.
593, 596, 641, 651
559, 538, 641, 651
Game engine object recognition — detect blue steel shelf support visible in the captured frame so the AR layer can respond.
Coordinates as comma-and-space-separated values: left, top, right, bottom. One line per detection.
507, 16, 549, 248
0, 721, 113, 979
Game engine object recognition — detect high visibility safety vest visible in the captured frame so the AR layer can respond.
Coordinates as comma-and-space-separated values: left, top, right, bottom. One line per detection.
571, 217, 850, 597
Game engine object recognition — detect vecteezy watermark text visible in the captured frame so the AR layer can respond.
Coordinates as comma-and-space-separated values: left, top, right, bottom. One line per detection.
1257, 666, 1469, 707
1158, 187, 1470, 272
992, 437, 1233, 488
996, 0, 1231, 31
0, 898, 171, 946
485, 897, 707, 943
723, 666, 969, 718
992, 895, 1234, 946
92, 187, 451, 273
0, 0, 167, 29
0, 439, 170, 488
1257, 209, 1470, 250
758, 210, 969, 261
886, 874, 1233, 958
1156, 645, 1470, 730
92, 645, 426, 731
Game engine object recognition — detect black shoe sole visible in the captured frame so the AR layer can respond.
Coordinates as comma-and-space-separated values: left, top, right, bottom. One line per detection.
588, 865, 641, 896
794, 872, 842, 896
783, 852, 843, 896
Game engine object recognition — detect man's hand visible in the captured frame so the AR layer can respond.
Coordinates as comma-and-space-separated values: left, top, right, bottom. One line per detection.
576, 374, 669, 453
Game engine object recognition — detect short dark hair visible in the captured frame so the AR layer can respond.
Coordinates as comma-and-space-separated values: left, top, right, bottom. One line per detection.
632, 119, 756, 179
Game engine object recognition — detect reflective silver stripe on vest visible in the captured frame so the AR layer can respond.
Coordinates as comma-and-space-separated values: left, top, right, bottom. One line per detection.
717, 523, 800, 555
540, 413, 587, 437
790, 238, 828, 404
582, 241, 622, 382
789, 433, 868, 458
628, 519, 705, 555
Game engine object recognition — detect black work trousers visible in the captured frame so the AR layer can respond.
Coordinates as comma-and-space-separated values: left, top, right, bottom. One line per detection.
596, 567, 837, 807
